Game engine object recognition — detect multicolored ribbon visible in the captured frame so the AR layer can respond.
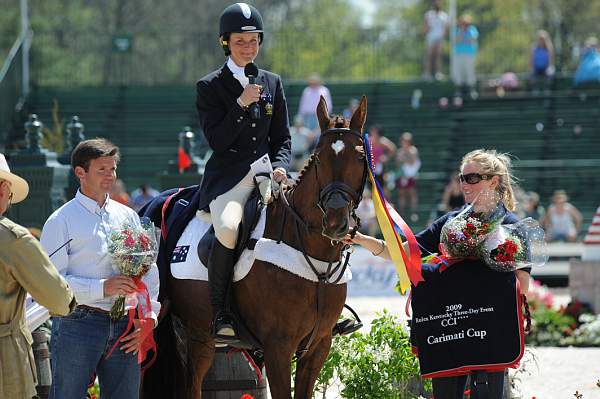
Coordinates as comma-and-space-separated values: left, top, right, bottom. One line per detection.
364, 134, 423, 293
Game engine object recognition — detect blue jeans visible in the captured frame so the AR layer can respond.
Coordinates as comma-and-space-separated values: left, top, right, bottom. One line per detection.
49, 307, 140, 399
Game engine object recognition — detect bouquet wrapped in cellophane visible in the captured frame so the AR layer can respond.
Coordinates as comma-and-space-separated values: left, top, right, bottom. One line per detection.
108, 217, 158, 319
482, 217, 548, 272
438, 192, 548, 272
439, 206, 503, 260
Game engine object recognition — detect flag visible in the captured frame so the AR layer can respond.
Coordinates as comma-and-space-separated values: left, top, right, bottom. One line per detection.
364, 134, 423, 293
178, 146, 192, 173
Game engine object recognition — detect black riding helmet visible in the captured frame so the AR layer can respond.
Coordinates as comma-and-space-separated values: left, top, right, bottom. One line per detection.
219, 2, 264, 56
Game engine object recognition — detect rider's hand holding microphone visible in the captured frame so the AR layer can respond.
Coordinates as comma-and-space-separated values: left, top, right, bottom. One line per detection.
237, 83, 262, 110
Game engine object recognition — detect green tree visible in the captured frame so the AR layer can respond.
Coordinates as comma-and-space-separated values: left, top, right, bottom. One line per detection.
261, 0, 371, 80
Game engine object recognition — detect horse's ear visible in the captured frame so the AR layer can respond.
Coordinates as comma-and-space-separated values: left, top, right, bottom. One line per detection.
316, 95, 330, 132
349, 95, 367, 133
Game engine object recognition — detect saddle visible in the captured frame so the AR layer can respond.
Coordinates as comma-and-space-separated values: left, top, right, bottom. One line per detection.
196, 186, 263, 267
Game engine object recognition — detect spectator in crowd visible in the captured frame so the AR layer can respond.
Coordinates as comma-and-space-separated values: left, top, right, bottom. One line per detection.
290, 114, 316, 171
342, 98, 359, 119
452, 14, 479, 102
530, 30, 555, 92
129, 183, 160, 212
524, 191, 545, 221
0, 154, 76, 399
368, 125, 396, 193
395, 132, 421, 222
541, 189, 582, 242
297, 73, 332, 134
441, 172, 465, 212
110, 178, 130, 206
428, 172, 466, 224
356, 189, 378, 237
423, 0, 449, 81
574, 36, 600, 86
41, 139, 160, 399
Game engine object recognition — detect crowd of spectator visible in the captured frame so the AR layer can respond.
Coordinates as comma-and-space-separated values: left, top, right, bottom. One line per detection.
109, 179, 159, 212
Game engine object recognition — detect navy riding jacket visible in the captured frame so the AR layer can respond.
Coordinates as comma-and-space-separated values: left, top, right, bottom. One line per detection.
196, 63, 292, 211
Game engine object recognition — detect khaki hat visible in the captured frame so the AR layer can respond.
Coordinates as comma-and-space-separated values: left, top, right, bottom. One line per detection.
0, 154, 29, 203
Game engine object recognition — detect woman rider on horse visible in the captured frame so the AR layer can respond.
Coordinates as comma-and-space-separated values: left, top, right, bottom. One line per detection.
196, 2, 291, 342
197, 2, 360, 343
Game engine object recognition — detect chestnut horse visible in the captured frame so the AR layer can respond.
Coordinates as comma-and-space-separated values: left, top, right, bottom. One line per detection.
143, 96, 368, 399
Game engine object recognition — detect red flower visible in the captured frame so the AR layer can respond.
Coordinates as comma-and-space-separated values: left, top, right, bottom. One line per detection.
465, 223, 476, 235
124, 234, 135, 248
504, 241, 518, 255
240, 395, 255, 399
139, 234, 150, 250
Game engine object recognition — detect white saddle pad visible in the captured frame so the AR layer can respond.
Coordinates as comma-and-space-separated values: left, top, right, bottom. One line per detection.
170, 209, 351, 284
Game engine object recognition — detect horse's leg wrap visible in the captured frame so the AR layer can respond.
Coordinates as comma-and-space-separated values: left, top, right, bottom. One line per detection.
208, 240, 238, 341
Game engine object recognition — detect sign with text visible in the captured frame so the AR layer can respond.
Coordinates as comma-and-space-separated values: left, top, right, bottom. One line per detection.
411, 261, 524, 378
347, 247, 399, 297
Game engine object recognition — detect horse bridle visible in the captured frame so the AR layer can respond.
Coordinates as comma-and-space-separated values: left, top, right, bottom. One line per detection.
314, 127, 368, 230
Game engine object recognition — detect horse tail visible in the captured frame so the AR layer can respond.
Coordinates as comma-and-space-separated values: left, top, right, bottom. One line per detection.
142, 307, 189, 398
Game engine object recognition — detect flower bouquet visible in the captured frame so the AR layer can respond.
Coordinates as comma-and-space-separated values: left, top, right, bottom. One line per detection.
439, 208, 501, 259
108, 217, 158, 319
482, 217, 548, 272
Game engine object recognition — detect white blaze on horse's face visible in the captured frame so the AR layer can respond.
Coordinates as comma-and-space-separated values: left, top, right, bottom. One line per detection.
331, 140, 345, 155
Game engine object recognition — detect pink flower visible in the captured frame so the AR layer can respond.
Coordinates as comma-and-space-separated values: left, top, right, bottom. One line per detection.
124, 234, 135, 248
139, 234, 150, 250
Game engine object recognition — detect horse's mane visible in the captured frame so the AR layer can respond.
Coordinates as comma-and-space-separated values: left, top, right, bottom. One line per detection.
284, 115, 349, 193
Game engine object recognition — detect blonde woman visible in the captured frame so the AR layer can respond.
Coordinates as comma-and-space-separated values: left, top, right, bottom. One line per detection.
346, 149, 530, 399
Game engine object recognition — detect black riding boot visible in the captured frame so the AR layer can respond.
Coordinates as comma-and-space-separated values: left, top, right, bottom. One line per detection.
208, 240, 239, 342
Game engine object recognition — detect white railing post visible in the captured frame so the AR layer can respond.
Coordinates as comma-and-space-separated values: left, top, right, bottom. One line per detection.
449, 0, 456, 83
20, 0, 30, 96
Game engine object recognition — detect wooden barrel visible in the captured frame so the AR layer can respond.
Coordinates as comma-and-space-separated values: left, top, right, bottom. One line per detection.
202, 348, 268, 399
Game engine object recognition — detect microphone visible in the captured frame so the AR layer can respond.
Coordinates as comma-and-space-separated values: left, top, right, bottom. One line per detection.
244, 62, 261, 120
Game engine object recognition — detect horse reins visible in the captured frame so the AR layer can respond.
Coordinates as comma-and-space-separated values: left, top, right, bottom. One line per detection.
277, 127, 368, 358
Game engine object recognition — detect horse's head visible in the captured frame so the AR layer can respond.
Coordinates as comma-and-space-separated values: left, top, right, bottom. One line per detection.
313, 95, 368, 241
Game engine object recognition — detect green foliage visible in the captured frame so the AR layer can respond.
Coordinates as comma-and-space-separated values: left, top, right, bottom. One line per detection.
311, 311, 430, 399
525, 282, 598, 347
87, 382, 100, 398
2, 0, 599, 84
263, 0, 368, 80
561, 314, 600, 347
526, 305, 576, 346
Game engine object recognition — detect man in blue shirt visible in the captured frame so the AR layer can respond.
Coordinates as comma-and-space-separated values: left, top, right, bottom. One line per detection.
41, 139, 160, 399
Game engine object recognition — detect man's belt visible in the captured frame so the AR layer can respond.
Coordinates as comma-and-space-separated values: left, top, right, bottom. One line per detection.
77, 304, 111, 315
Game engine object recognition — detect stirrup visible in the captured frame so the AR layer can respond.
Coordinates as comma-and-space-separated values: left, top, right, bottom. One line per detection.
332, 304, 363, 337
333, 318, 363, 337
211, 312, 240, 344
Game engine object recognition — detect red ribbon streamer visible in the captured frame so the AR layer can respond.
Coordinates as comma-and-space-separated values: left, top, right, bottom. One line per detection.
105, 277, 157, 371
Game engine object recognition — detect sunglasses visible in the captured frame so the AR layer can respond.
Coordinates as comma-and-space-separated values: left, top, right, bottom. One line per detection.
459, 173, 494, 184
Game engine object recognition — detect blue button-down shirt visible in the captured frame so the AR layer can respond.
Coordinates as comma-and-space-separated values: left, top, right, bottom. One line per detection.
40, 190, 160, 320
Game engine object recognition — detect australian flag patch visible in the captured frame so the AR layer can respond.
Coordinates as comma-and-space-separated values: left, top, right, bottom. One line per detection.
171, 245, 190, 263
